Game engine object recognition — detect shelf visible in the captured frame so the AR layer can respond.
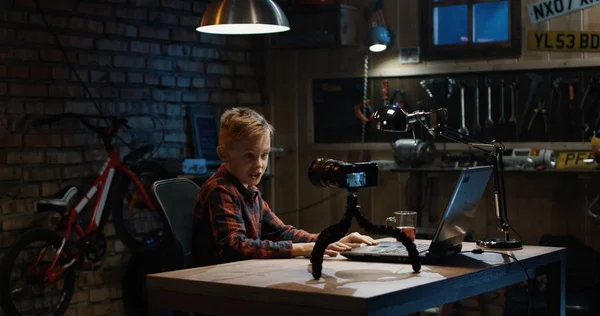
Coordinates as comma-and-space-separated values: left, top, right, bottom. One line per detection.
381, 167, 600, 174
310, 142, 591, 152
373, 160, 600, 174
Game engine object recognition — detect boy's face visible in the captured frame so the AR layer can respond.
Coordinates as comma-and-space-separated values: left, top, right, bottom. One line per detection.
221, 133, 270, 188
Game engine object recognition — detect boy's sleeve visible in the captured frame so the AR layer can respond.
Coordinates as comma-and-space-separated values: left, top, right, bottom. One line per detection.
208, 187, 294, 259
261, 200, 319, 242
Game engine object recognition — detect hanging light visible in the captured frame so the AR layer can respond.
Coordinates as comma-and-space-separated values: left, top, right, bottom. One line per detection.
197, 0, 290, 35
365, 0, 393, 52
366, 24, 392, 53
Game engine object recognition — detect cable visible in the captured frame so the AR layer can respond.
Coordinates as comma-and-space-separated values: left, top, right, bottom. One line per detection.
359, 54, 369, 161
36, 0, 166, 158
121, 114, 166, 159
144, 113, 166, 158
35, 0, 109, 128
509, 226, 525, 246
276, 190, 344, 215
468, 248, 534, 316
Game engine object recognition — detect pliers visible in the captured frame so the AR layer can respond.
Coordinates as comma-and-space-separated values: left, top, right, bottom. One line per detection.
592, 109, 600, 136
527, 98, 548, 133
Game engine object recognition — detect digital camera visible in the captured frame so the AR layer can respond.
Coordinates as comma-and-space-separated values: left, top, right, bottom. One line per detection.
308, 158, 378, 189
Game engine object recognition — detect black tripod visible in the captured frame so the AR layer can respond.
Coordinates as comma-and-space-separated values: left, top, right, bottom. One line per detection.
309, 190, 422, 279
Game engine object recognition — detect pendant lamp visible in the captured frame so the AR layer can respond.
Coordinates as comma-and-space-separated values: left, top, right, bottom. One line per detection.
197, 0, 290, 35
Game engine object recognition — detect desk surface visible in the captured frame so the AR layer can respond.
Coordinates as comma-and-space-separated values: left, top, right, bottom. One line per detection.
147, 240, 566, 315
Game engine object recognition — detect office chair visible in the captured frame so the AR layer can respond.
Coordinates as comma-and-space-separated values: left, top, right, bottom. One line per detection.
153, 177, 201, 269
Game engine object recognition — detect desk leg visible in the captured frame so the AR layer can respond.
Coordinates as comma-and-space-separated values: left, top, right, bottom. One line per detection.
147, 289, 163, 316
545, 257, 566, 316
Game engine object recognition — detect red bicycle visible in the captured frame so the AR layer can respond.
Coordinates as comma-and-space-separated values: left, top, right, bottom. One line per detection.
0, 113, 171, 316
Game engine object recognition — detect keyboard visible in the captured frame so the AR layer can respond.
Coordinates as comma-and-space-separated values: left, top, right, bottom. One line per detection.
381, 243, 429, 255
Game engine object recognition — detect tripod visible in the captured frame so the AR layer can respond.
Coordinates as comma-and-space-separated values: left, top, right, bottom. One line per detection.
309, 190, 422, 279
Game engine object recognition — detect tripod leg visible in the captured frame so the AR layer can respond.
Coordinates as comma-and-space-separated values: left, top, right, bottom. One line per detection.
310, 212, 352, 280
354, 211, 422, 273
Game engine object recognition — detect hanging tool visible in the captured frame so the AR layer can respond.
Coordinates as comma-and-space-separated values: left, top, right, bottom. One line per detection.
485, 78, 494, 130
593, 111, 600, 136
457, 80, 469, 135
578, 76, 598, 111
549, 77, 579, 141
580, 76, 600, 135
527, 98, 548, 133
566, 79, 577, 128
549, 77, 563, 135
472, 79, 482, 136
498, 80, 506, 125
552, 77, 578, 115
382, 80, 389, 106
518, 73, 544, 135
548, 77, 564, 140
509, 80, 517, 124
389, 88, 412, 112
555, 77, 577, 112
550, 77, 563, 113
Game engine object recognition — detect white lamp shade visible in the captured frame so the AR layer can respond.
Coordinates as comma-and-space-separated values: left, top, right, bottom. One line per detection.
197, 0, 290, 35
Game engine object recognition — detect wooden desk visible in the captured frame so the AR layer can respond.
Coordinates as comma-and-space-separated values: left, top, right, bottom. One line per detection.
146, 240, 566, 316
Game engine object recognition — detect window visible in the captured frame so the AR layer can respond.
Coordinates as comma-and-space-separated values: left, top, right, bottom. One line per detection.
421, 0, 521, 60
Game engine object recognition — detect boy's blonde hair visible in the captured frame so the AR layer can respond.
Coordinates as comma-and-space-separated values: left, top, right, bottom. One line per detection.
219, 107, 274, 148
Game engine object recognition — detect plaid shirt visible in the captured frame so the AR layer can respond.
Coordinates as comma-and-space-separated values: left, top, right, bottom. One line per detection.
192, 164, 318, 267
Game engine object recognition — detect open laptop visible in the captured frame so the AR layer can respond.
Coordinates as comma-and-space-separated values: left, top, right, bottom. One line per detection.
341, 165, 493, 264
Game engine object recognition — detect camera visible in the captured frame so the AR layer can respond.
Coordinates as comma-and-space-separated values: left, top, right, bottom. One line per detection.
308, 158, 378, 189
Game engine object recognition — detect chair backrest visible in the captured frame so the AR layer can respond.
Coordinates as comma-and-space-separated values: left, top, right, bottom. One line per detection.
153, 177, 200, 268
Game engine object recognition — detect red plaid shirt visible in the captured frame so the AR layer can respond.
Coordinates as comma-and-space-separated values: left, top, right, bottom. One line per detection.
192, 164, 318, 267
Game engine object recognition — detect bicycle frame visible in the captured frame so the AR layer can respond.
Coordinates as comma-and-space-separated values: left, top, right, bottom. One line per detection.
40, 150, 156, 283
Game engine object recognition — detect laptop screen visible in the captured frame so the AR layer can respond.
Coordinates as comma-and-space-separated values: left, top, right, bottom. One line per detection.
430, 166, 493, 252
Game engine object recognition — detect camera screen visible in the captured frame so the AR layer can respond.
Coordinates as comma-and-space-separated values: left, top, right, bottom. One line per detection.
346, 172, 367, 188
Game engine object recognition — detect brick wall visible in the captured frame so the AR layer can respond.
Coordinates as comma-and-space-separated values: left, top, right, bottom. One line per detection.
0, 0, 265, 315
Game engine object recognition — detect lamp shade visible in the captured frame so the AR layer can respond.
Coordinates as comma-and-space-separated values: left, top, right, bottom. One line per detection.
366, 25, 392, 52
197, 0, 290, 35
373, 105, 409, 132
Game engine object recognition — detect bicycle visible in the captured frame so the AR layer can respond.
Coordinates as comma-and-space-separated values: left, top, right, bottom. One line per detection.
0, 112, 171, 316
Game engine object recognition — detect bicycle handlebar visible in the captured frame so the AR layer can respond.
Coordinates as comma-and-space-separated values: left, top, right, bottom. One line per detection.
33, 113, 131, 137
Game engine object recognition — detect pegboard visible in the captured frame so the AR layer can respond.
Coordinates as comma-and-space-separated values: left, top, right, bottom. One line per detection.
312, 67, 600, 144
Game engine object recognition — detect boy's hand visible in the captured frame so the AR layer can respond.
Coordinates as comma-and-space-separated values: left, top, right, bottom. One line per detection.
292, 242, 339, 258
326, 241, 352, 254
338, 232, 379, 248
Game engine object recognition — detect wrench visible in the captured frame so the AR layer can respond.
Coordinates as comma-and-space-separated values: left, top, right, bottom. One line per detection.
509, 81, 517, 124
550, 77, 563, 114
498, 80, 506, 125
579, 77, 600, 133
485, 79, 494, 129
517, 73, 544, 134
472, 79, 482, 136
458, 80, 469, 135
579, 77, 594, 110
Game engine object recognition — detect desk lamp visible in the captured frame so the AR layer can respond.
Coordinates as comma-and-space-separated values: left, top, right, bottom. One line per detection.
373, 78, 522, 250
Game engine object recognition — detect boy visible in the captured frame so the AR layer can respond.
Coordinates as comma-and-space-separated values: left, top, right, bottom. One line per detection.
192, 107, 378, 267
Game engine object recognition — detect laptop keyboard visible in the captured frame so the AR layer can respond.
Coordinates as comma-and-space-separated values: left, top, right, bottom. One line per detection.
381, 243, 429, 255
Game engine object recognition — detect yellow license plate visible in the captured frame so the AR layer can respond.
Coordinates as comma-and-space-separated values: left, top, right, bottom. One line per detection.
528, 30, 600, 52
556, 151, 595, 168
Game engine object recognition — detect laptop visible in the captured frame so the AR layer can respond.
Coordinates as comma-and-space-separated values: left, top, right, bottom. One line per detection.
341, 165, 493, 264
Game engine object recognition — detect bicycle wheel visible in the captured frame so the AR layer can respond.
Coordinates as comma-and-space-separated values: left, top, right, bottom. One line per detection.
110, 160, 171, 253
0, 228, 76, 316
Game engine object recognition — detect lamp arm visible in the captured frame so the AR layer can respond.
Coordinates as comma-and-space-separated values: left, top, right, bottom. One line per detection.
419, 121, 511, 240
429, 124, 495, 154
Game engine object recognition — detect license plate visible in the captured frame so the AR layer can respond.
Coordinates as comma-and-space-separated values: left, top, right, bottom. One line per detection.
556, 151, 595, 168
527, 0, 600, 24
528, 30, 600, 52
